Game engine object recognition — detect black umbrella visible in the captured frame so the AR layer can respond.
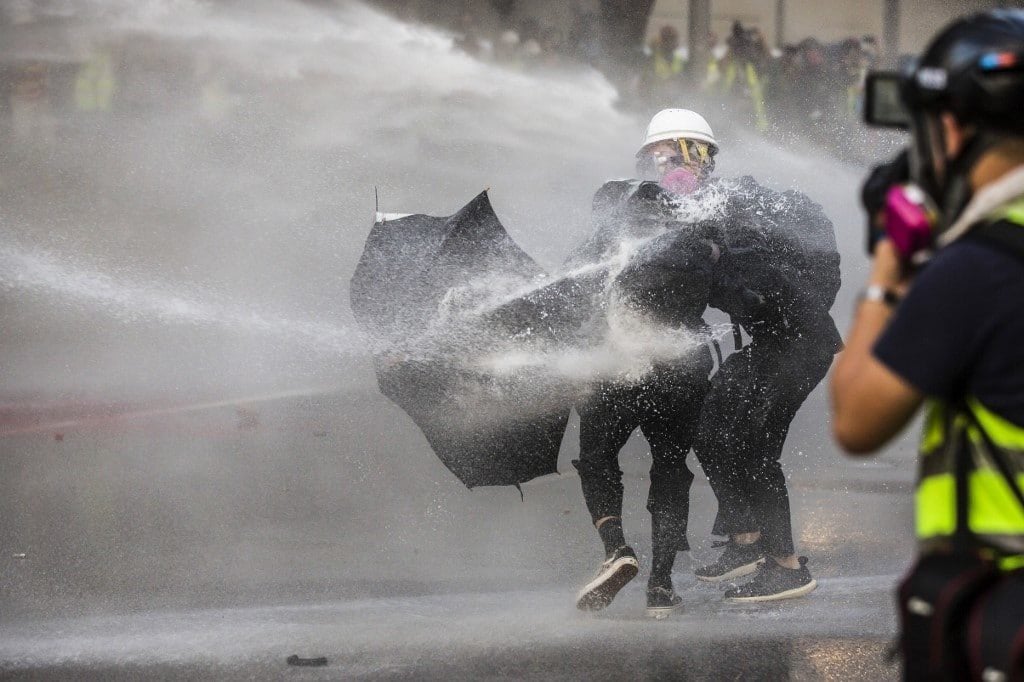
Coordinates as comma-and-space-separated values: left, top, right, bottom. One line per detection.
350, 191, 574, 489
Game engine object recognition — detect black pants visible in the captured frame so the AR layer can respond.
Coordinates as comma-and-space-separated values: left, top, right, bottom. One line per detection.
693, 337, 834, 557
573, 353, 711, 554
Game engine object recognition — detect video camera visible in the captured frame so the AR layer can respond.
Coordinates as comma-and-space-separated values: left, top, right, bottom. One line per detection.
860, 72, 937, 263
863, 72, 910, 130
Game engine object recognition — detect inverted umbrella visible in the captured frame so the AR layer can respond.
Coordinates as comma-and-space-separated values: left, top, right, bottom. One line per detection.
350, 191, 574, 489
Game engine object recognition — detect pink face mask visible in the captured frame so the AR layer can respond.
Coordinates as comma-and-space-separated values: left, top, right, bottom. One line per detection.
660, 167, 700, 195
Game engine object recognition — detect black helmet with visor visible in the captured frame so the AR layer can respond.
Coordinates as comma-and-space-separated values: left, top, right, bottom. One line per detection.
897, 9, 1024, 227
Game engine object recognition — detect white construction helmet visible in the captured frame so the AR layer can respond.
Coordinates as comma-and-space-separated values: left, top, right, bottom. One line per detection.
637, 108, 718, 156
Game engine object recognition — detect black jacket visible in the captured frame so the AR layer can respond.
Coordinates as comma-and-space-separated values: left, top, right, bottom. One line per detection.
567, 179, 717, 332
708, 176, 842, 352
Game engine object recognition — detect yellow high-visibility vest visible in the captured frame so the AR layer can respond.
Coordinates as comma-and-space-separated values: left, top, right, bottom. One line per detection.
75, 51, 116, 112
916, 198, 1024, 571
721, 59, 768, 131
652, 48, 683, 80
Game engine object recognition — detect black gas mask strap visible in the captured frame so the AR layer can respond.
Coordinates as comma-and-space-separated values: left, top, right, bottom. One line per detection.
939, 130, 1000, 230
908, 112, 944, 202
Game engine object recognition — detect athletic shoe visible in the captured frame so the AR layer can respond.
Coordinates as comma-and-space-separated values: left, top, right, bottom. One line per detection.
645, 586, 682, 619
694, 539, 765, 583
576, 546, 639, 611
723, 556, 817, 602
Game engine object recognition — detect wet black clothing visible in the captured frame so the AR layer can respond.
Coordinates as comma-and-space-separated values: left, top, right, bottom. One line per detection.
567, 180, 718, 271
572, 180, 717, 564
614, 227, 718, 329
708, 176, 842, 350
575, 355, 712, 552
694, 176, 840, 557
696, 335, 835, 556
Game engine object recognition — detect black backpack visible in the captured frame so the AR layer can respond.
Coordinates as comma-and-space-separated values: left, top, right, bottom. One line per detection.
721, 176, 841, 314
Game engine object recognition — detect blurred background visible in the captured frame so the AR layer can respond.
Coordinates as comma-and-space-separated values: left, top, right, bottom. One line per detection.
1, 0, 1017, 677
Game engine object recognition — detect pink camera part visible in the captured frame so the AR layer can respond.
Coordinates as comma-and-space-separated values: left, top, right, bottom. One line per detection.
884, 184, 937, 260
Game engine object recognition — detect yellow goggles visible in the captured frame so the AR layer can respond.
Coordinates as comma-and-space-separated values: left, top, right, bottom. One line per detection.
637, 138, 716, 177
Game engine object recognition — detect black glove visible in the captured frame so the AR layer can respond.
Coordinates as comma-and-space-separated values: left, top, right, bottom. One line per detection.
861, 149, 909, 254
631, 180, 669, 204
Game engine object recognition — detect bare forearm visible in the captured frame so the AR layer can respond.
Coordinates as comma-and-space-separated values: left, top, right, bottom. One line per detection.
830, 242, 923, 453
832, 299, 892, 397
831, 301, 916, 452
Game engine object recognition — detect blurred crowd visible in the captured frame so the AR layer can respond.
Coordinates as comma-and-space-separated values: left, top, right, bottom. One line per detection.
1, 4, 884, 161
0, 3, 244, 150
451, 9, 606, 71
0, 45, 238, 148
638, 22, 880, 144
452, 13, 887, 159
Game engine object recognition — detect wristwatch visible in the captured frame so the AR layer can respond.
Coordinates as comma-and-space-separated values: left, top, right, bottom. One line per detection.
859, 284, 901, 308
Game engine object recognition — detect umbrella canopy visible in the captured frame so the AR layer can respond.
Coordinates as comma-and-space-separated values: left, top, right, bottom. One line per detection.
350, 191, 573, 489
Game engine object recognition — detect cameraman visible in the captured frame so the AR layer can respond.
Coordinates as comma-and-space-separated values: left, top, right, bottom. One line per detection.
831, 10, 1024, 680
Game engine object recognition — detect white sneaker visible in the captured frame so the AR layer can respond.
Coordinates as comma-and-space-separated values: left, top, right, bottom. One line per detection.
576, 546, 639, 611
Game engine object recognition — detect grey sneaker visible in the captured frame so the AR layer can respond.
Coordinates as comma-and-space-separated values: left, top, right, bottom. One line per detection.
723, 556, 817, 602
695, 539, 765, 583
576, 546, 639, 611
645, 586, 683, 619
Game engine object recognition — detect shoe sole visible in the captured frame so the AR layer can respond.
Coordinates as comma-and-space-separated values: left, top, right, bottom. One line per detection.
576, 557, 639, 611
724, 578, 817, 603
695, 558, 764, 583
645, 603, 681, 620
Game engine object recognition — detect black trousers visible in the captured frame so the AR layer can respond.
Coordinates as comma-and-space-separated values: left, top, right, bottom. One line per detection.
693, 336, 834, 557
573, 352, 711, 554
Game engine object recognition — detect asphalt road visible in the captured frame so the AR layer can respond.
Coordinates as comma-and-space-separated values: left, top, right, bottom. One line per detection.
0, 387, 915, 680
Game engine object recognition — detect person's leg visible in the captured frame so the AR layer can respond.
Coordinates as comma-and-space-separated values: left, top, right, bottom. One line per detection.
723, 343, 834, 601
693, 345, 760, 540
574, 382, 639, 556
642, 367, 707, 587
574, 382, 642, 611
636, 354, 711, 618
747, 345, 834, 565
692, 346, 769, 581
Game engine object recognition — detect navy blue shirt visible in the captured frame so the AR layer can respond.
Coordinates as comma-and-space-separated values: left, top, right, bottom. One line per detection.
874, 238, 1024, 427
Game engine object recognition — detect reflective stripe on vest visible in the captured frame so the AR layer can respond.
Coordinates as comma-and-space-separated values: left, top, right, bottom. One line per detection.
988, 195, 1024, 227
916, 398, 1024, 569
75, 52, 116, 112
653, 49, 683, 79
744, 62, 768, 132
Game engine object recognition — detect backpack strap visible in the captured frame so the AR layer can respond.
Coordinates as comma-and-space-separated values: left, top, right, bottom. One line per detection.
952, 401, 1024, 560
953, 405, 976, 551
730, 317, 744, 351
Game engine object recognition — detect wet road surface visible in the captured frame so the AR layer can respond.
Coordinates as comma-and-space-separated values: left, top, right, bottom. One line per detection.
0, 390, 913, 680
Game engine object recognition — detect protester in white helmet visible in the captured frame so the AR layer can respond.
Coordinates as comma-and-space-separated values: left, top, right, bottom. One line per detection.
570, 109, 721, 619
571, 107, 841, 612
635, 108, 718, 192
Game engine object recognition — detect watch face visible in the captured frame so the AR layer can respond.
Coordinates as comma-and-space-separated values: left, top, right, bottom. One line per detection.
862, 285, 899, 307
